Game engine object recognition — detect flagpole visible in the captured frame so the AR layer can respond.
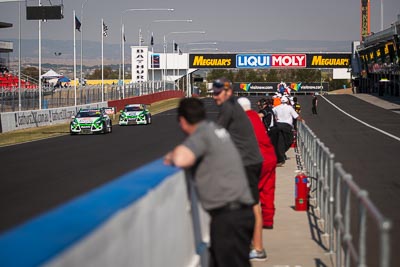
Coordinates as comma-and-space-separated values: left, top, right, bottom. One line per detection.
151, 32, 154, 93
122, 23, 125, 99
101, 18, 104, 102
38, 0, 42, 110
177, 44, 180, 90
80, 0, 89, 88
73, 10, 77, 106
172, 39, 175, 85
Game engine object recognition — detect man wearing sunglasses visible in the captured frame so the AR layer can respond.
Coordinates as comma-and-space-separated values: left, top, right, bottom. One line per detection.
212, 78, 264, 259
212, 77, 263, 202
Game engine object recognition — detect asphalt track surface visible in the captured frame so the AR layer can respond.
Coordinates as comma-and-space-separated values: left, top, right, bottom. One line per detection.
0, 109, 185, 233
1, 95, 399, 265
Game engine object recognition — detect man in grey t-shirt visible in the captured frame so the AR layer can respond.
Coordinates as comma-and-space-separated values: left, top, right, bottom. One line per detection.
164, 98, 254, 267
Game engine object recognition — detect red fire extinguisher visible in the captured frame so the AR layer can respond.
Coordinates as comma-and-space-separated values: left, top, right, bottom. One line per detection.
291, 129, 297, 148
295, 173, 309, 211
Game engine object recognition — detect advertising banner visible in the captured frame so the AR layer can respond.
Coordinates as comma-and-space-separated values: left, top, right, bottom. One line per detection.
189, 53, 351, 69
361, 0, 370, 40
307, 53, 351, 68
151, 54, 160, 68
233, 82, 329, 93
236, 54, 307, 68
189, 54, 236, 68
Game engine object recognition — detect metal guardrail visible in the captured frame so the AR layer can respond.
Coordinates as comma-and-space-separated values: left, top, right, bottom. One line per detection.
296, 122, 392, 267
0, 80, 176, 112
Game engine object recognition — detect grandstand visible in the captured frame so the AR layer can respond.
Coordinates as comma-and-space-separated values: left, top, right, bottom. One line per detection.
0, 21, 13, 70
0, 21, 37, 91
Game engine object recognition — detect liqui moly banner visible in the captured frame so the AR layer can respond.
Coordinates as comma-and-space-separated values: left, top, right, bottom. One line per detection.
236, 54, 307, 68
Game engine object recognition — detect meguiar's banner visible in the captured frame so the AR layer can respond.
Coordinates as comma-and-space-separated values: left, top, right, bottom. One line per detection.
307, 53, 351, 68
189, 54, 236, 68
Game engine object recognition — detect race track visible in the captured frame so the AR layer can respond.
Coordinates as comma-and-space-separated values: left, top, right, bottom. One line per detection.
1, 95, 399, 265
0, 109, 184, 233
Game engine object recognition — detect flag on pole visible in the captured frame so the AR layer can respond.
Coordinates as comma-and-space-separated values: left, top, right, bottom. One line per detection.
103, 22, 108, 37
122, 24, 126, 42
75, 16, 81, 32
174, 43, 178, 52
150, 32, 154, 46
139, 29, 144, 45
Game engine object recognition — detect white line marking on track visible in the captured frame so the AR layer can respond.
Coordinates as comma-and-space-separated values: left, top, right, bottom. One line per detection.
321, 95, 400, 142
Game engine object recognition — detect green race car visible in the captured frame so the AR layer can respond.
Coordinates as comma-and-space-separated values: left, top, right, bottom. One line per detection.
70, 108, 113, 135
119, 104, 152, 126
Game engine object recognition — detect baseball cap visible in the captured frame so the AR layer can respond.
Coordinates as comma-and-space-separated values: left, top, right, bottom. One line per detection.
212, 77, 231, 95
281, 96, 289, 103
237, 97, 251, 111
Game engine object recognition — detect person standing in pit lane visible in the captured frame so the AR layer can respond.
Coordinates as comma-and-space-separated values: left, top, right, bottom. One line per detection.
164, 98, 255, 267
258, 97, 280, 166
238, 97, 277, 261
212, 77, 263, 205
292, 96, 301, 131
273, 96, 304, 166
312, 93, 318, 115
212, 77, 264, 260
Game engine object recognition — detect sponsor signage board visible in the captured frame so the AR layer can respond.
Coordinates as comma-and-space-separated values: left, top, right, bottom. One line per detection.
236, 54, 307, 68
307, 53, 351, 68
189, 54, 236, 68
189, 53, 351, 69
233, 82, 329, 93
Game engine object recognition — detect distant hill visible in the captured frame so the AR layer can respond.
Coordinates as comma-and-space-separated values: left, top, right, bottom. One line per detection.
7, 38, 353, 66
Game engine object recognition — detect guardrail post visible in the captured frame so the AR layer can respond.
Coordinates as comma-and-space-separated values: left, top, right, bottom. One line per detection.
328, 153, 335, 254
380, 220, 392, 267
358, 190, 368, 267
334, 163, 343, 267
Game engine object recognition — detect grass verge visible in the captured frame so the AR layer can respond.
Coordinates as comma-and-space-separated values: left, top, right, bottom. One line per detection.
0, 98, 181, 147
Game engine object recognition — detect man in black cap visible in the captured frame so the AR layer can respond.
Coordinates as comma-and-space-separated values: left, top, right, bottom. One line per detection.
212, 77, 263, 206
212, 78, 266, 261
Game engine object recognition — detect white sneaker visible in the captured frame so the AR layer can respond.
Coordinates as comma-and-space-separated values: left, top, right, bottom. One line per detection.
249, 249, 267, 261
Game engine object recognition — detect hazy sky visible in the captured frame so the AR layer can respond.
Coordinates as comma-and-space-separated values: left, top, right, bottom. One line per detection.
1, 0, 399, 46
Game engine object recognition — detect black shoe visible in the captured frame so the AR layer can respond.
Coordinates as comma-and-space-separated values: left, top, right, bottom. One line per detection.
263, 225, 273, 229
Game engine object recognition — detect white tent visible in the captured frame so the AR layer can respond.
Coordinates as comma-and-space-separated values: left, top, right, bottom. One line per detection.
41, 69, 62, 79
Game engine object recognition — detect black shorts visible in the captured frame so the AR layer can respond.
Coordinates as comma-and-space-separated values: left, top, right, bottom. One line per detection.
245, 163, 262, 204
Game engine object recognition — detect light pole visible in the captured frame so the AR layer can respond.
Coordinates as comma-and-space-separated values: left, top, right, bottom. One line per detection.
151, 19, 193, 93
120, 8, 174, 99
186, 42, 218, 46
18, 0, 21, 111
163, 31, 205, 91
185, 43, 218, 96
189, 48, 219, 52
38, 0, 42, 110
80, 0, 89, 87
